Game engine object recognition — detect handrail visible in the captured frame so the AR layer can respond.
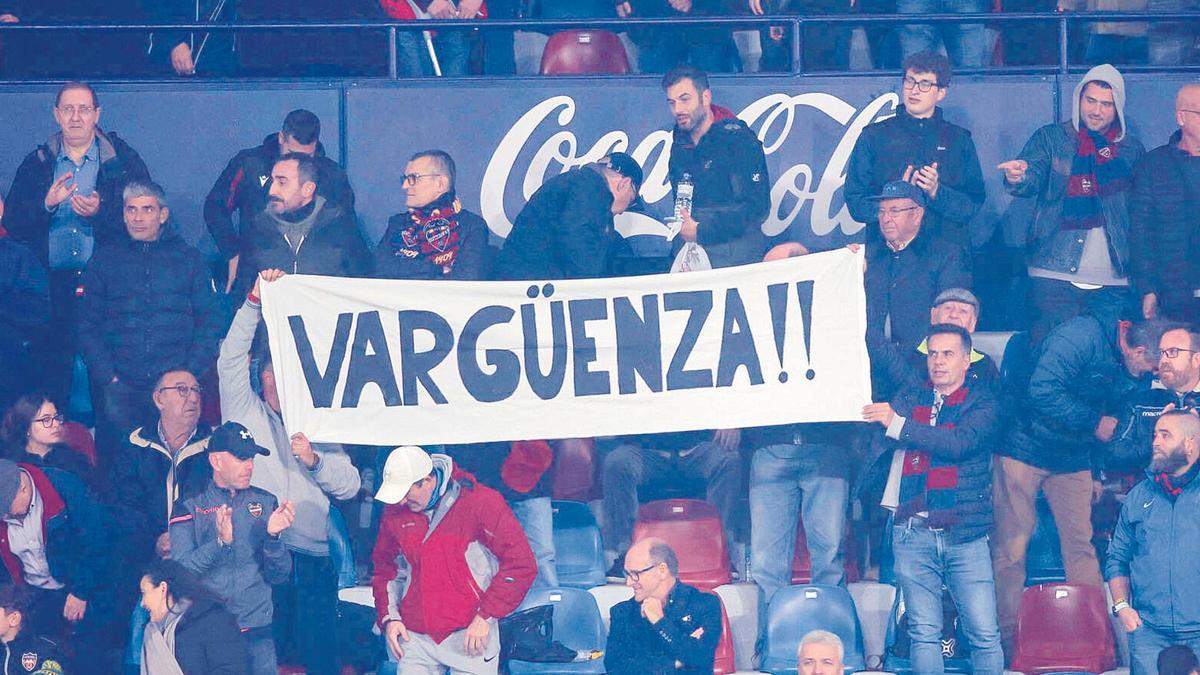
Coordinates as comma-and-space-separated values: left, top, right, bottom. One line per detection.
1, 12, 1198, 78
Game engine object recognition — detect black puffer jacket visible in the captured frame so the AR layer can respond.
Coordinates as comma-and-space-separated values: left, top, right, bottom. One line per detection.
1129, 130, 1200, 318
168, 597, 248, 675
3, 129, 150, 266
0, 238, 48, 409
77, 226, 221, 388
864, 231, 972, 353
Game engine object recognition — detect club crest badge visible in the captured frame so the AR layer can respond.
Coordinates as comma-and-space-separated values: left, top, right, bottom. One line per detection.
248, 502, 264, 518
21, 652, 36, 671
424, 218, 453, 253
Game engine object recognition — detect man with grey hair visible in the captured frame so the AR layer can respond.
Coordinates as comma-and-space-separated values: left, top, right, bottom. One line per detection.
78, 179, 220, 451
798, 630, 845, 675
607, 537, 723, 674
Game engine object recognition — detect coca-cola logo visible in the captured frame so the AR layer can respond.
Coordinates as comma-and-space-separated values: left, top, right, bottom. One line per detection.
480, 91, 900, 241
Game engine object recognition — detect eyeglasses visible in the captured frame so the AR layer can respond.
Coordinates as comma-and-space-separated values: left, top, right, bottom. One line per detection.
1161, 347, 1197, 359
403, 173, 444, 186
624, 562, 659, 582
157, 384, 204, 399
32, 413, 64, 429
877, 206, 920, 218
57, 105, 95, 118
902, 77, 941, 93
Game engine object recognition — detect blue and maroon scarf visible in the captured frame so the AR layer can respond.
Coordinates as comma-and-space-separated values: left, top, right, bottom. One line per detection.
895, 386, 970, 528
1061, 125, 1130, 231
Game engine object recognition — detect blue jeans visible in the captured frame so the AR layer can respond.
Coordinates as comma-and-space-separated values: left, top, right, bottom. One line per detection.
511, 497, 559, 588
395, 29, 469, 76
1128, 624, 1200, 675
896, 0, 988, 68
892, 525, 1004, 675
750, 443, 848, 604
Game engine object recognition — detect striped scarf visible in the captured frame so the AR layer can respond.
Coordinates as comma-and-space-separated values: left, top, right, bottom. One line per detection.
895, 387, 970, 528
1061, 125, 1130, 230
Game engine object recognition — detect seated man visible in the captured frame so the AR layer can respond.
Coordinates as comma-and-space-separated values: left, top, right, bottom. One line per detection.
0, 583, 67, 674
602, 428, 742, 578
606, 537, 722, 674
799, 630, 845, 675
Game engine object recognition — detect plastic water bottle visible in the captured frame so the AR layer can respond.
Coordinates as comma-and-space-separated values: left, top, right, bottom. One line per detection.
674, 172, 694, 221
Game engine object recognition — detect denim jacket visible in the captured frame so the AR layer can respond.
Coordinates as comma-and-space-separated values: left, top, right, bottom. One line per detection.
1007, 122, 1144, 277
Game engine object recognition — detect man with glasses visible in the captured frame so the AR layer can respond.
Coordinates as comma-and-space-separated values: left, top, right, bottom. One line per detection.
233, 153, 372, 297
374, 150, 488, 280
1130, 83, 1200, 324
846, 51, 985, 249
77, 181, 220, 458
204, 110, 357, 295
864, 180, 971, 378
1108, 323, 1200, 474
3, 81, 150, 405
606, 537, 722, 674
113, 368, 214, 573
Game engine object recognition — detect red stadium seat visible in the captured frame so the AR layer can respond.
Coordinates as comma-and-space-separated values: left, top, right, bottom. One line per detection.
632, 499, 731, 591
1011, 583, 1117, 674
712, 594, 736, 675
791, 517, 813, 584
60, 421, 96, 466
540, 30, 630, 75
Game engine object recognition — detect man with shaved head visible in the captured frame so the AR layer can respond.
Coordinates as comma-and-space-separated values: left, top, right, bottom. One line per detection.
606, 538, 723, 674
1130, 82, 1200, 323
1106, 409, 1200, 675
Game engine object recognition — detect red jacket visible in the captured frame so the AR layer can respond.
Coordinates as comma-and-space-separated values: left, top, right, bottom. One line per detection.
371, 463, 535, 642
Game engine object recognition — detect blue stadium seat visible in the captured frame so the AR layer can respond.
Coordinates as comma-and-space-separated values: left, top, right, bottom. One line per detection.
883, 588, 972, 674
763, 584, 866, 674
551, 501, 606, 589
1027, 494, 1067, 586
508, 587, 606, 674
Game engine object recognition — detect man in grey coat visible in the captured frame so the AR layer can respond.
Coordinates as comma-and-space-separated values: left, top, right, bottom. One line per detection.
218, 268, 362, 675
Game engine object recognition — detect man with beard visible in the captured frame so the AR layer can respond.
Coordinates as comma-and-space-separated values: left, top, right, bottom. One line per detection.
1109, 323, 1200, 473
1106, 409, 1200, 675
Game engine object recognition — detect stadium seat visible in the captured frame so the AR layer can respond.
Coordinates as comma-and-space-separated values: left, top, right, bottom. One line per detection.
552, 500, 606, 589
631, 499, 731, 591
883, 589, 972, 674
763, 584, 866, 675
712, 593, 736, 675
539, 30, 630, 75
1011, 583, 1116, 675
61, 421, 96, 466
509, 587, 606, 674
1027, 494, 1067, 586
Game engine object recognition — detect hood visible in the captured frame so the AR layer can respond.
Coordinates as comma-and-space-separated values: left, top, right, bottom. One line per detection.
711, 104, 737, 123
1072, 64, 1127, 141
261, 132, 328, 159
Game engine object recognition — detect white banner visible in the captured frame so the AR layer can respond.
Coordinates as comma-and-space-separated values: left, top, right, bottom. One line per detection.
260, 249, 870, 446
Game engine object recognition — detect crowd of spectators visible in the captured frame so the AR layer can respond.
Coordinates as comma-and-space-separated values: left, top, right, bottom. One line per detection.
0, 0, 1198, 79
0, 42, 1198, 675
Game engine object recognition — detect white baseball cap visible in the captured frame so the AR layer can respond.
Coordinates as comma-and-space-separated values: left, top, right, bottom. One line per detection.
375, 446, 434, 504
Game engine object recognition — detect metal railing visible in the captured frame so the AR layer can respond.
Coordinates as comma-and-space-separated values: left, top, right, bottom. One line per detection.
0, 12, 1198, 79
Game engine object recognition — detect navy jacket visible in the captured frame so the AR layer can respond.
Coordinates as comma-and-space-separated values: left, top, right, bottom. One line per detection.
171, 596, 249, 675
1007, 315, 1140, 474
865, 231, 972, 354
373, 206, 489, 281
845, 106, 986, 247
863, 384, 998, 543
1, 630, 67, 675
0, 238, 48, 408
1107, 382, 1200, 474
77, 226, 221, 388
0, 465, 112, 605
1105, 466, 1200, 634
3, 130, 150, 266
606, 582, 722, 675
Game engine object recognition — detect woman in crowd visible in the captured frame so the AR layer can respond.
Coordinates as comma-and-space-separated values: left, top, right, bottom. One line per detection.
0, 393, 96, 483
138, 559, 247, 675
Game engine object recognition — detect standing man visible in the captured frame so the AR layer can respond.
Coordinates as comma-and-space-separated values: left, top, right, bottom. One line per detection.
1109, 324, 1200, 473
1130, 83, 1200, 324
219, 270, 362, 675
845, 51, 985, 248
232, 154, 371, 297
862, 323, 1004, 675
77, 181, 221, 449
170, 421, 294, 675
999, 64, 1144, 345
606, 537, 722, 675
374, 150, 488, 281
663, 67, 770, 269
205, 109, 357, 294
995, 315, 1162, 657
3, 81, 150, 403
492, 153, 641, 281
371, 445, 536, 674
1105, 410, 1200, 675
